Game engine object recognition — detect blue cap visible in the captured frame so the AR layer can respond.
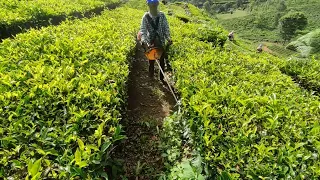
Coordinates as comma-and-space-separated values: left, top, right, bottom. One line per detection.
146, 0, 159, 3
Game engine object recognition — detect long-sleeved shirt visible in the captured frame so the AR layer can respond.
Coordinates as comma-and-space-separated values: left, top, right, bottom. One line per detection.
140, 11, 171, 47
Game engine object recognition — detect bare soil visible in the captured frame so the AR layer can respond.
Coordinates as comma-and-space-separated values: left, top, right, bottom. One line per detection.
114, 43, 176, 180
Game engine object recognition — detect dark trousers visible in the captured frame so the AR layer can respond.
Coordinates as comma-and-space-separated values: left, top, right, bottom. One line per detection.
149, 52, 165, 80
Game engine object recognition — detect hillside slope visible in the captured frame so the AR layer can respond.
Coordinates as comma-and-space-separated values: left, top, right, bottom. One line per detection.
218, 0, 320, 42
287, 29, 320, 57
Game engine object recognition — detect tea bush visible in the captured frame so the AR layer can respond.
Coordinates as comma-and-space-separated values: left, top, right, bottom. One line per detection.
0, 7, 141, 179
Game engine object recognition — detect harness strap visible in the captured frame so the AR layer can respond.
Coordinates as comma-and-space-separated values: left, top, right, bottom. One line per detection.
145, 13, 161, 45
146, 13, 160, 31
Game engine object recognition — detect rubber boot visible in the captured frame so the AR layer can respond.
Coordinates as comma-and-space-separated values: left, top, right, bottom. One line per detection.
149, 60, 155, 79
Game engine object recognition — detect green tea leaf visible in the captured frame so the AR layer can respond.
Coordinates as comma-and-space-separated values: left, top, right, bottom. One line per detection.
99, 172, 109, 179
75, 148, 81, 165
181, 160, 194, 178
31, 172, 41, 180
94, 122, 105, 139
77, 138, 85, 151
28, 158, 41, 177
11, 160, 23, 169
101, 141, 111, 153
78, 161, 88, 168
36, 148, 46, 156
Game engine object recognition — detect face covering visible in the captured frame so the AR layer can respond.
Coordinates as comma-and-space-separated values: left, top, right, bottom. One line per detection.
148, 2, 159, 16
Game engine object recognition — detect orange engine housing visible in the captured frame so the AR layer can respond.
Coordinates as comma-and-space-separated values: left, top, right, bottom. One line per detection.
145, 48, 163, 61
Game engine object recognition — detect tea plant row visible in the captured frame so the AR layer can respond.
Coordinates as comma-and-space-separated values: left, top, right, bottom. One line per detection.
0, 0, 120, 38
167, 8, 320, 179
0, 7, 140, 179
126, 1, 320, 178
281, 58, 320, 94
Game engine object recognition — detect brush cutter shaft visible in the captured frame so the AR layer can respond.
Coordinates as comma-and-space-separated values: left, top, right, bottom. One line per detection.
155, 59, 179, 104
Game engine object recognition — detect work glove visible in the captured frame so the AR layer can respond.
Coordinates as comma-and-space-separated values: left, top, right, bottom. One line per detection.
141, 42, 149, 51
147, 43, 155, 49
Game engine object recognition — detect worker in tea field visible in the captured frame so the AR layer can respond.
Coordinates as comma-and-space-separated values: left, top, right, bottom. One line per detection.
257, 44, 263, 53
139, 0, 172, 81
228, 31, 234, 41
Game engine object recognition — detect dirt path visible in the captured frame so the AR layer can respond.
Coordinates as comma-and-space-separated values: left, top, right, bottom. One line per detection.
115, 43, 176, 179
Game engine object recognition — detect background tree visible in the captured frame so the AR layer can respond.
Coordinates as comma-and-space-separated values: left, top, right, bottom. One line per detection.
254, 12, 268, 28
236, 0, 244, 8
277, 0, 287, 12
203, 1, 211, 12
273, 1, 286, 28
279, 11, 308, 42
224, 2, 233, 11
273, 13, 281, 28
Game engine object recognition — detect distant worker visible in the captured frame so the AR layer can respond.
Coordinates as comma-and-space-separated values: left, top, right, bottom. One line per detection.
257, 44, 263, 53
140, 0, 172, 81
228, 31, 234, 41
